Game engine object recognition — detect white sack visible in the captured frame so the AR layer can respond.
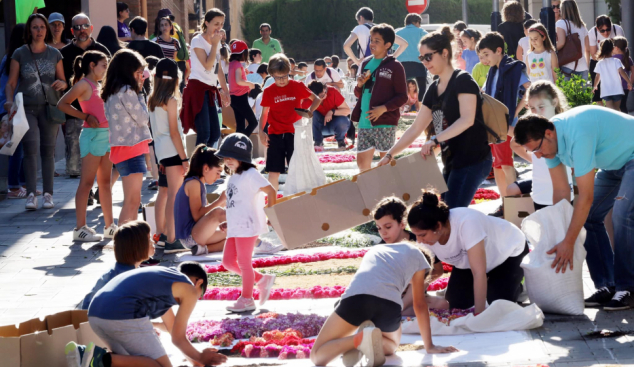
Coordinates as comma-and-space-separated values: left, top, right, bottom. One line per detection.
0, 93, 29, 156
283, 117, 326, 195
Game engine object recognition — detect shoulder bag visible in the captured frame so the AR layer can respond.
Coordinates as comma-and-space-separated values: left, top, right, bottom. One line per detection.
557, 20, 582, 71
29, 45, 66, 124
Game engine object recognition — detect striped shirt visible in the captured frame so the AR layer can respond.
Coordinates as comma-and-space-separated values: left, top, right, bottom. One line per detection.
154, 36, 180, 60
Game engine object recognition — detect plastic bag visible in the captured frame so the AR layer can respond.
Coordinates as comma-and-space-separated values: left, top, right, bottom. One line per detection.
283, 117, 326, 195
0, 93, 29, 156
521, 200, 587, 315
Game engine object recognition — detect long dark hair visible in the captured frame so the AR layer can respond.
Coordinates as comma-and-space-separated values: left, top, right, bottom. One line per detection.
597, 38, 614, 60
96, 25, 123, 56
72, 50, 108, 85
101, 49, 146, 102
185, 144, 225, 179
24, 14, 53, 44
420, 25, 454, 64
201, 8, 225, 32
407, 190, 450, 231
613, 36, 631, 70
4, 24, 26, 76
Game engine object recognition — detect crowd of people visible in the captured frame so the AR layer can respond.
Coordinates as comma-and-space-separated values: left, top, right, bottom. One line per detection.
2, 1, 634, 367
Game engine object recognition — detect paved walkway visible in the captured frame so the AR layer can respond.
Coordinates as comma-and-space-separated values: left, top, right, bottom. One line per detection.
0, 165, 632, 366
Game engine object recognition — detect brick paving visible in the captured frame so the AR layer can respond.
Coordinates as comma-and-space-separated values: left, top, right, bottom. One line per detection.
0, 165, 632, 366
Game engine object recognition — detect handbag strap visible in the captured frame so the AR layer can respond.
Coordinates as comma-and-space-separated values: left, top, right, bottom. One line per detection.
564, 21, 579, 73
28, 45, 51, 105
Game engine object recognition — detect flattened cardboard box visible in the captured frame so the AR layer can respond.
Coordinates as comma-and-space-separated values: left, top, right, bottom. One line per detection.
266, 153, 448, 249
503, 194, 535, 228
0, 310, 106, 367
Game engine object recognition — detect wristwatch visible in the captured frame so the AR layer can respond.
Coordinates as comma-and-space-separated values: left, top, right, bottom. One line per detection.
385, 153, 393, 161
181, 157, 189, 162
431, 135, 440, 145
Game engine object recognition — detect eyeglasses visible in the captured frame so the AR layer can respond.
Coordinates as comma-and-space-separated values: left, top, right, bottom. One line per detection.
419, 51, 438, 63
531, 136, 545, 153
72, 24, 91, 31
552, 4, 560, 9
273, 75, 290, 81
599, 27, 611, 34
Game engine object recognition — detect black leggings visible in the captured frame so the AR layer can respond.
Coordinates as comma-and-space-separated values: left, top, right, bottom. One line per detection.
445, 243, 529, 309
230, 93, 258, 137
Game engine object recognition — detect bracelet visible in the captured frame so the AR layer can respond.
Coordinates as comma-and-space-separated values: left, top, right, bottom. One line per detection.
385, 153, 393, 161
181, 157, 189, 162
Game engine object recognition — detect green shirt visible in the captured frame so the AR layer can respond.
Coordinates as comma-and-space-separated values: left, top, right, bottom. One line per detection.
359, 57, 391, 129
471, 63, 490, 88
16, 0, 46, 23
252, 37, 283, 63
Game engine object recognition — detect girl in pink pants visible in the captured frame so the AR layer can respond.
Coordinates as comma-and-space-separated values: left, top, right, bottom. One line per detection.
216, 133, 278, 312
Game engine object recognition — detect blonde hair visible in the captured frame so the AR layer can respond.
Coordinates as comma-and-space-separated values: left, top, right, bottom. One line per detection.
527, 80, 569, 114
267, 53, 291, 75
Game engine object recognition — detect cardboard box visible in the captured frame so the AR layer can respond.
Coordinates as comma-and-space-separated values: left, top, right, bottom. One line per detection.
0, 310, 106, 367
503, 194, 535, 228
185, 131, 198, 158
143, 201, 157, 237
265, 153, 448, 249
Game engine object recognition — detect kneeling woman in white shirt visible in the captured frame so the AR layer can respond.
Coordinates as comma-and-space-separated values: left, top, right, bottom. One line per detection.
408, 191, 529, 315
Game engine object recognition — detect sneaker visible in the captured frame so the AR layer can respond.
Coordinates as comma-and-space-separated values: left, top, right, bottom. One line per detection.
81, 342, 108, 367
489, 204, 504, 217
64, 341, 86, 367
585, 286, 615, 307
226, 296, 256, 312
74, 226, 103, 242
257, 274, 276, 306
191, 244, 209, 256
354, 327, 385, 367
87, 189, 94, 206
43, 192, 54, 209
7, 187, 27, 199
103, 223, 118, 239
253, 239, 284, 255
343, 321, 375, 367
164, 239, 188, 254
25, 193, 37, 210
154, 233, 168, 247
148, 180, 158, 190
603, 291, 634, 311
314, 144, 325, 153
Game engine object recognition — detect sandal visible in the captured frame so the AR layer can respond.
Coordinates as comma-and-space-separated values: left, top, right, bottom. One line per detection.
7, 187, 27, 199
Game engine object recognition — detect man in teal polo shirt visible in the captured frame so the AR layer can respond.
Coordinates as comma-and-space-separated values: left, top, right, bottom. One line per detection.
252, 23, 283, 63
395, 13, 428, 97
514, 106, 634, 311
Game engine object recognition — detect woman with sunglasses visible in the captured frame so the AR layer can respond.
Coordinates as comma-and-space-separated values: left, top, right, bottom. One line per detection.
556, 0, 590, 81
5, 14, 67, 211
379, 26, 492, 209
588, 15, 625, 103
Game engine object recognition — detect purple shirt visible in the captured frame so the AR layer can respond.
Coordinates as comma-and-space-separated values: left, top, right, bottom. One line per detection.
118, 21, 131, 38
613, 54, 633, 90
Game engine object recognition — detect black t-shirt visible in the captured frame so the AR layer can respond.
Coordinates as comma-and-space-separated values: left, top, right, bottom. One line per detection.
422, 70, 490, 173
127, 40, 165, 60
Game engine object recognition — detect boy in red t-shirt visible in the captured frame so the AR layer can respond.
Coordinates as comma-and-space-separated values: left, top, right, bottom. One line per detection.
260, 54, 321, 190
307, 81, 351, 151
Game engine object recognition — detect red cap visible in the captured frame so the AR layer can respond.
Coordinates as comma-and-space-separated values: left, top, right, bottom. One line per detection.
231, 40, 248, 55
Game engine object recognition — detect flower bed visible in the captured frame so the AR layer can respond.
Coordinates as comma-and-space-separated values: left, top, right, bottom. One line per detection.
257, 153, 356, 166
429, 307, 475, 326
203, 285, 346, 301
470, 188, 500, 204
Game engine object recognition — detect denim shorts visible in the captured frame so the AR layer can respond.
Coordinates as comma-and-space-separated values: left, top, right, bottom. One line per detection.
79, 128, 110, 158
603, 94, 623, 102
114, 154, 147, 177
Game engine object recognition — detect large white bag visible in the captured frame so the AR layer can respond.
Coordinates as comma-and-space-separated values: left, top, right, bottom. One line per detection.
0, 93, 29, 156
283, 117, 326, 195
521, 200, 587, 315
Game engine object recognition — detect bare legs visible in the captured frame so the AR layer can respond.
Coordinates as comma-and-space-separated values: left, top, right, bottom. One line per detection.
119, 173, 143, 225
357, 149, 387, 172
165, 166, 185, 242
192, 207, 226, 252
75, 153, 113, 229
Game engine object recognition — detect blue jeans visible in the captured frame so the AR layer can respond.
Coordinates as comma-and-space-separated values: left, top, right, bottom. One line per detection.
194, 91, 221, 148
442, 153, 493, 209
584, 159, 634, 292
560, 66, 589, 82
8, 141, 25, 189
312, 111, 350, 145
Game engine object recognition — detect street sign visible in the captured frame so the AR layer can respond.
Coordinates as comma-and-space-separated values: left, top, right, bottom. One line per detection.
406, 0, 429, 14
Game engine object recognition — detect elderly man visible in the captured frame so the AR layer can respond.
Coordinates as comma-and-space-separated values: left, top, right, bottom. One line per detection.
307, 81, 351, 151
60, 14, 111, 178
304, 59, 344, 90
514, 106, 634, 311
252, 23, 283, 63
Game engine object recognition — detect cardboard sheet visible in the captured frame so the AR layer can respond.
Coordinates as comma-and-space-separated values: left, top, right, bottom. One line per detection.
503, 194, 535, 228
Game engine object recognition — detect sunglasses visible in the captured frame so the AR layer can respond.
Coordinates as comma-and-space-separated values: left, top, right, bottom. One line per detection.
552, 4, 560, 9
599, 28, 610, 34
418, 51, 438, 62
72, 24, 91, 31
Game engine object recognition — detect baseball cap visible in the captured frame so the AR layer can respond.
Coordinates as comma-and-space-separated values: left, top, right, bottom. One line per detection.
157, 8, 173, 19
215, 133, 253, 163
155, 58, 178, 80
48, 12, 65, 24
231, 40, 248, 55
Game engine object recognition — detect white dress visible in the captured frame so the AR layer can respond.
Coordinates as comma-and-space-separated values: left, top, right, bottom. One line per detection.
283, 117, 326, 195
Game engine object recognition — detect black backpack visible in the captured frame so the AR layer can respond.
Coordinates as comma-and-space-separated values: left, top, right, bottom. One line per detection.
358, 23, 374, 58
310, 67, 333, 82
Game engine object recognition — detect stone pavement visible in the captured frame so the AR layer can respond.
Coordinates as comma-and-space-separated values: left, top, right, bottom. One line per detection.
0, 167, 633, 366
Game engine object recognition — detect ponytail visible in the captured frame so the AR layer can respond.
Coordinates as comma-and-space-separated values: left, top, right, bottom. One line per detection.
72, 50, 108, 86
420, 25, 454, 64
597, 38, 614, 60
613, 36, 631, 70
407, 190, 450, 231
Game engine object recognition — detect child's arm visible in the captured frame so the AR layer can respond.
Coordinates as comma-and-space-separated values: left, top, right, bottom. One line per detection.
593, 73, 601, 92
516, 45, 524, 65
551, 53, 559, 83
166, 98, 189, 173
411, 269, 458, 354
618, 67, 633, 90
186, 180, 223, 221
260, 183, 277, 208
218, 62, 230, 106
306, 92, 322, 115
259, 107, 270, 147
57, 81, 99, 127
235, 66, 255, 89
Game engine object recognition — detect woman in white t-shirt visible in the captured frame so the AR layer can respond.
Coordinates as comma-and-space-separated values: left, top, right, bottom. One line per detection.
556, 0, 590, 81
593, 39, 632, 110
181, 9, 230, 148
588, 14, 624, 102
408, 191, 528, 314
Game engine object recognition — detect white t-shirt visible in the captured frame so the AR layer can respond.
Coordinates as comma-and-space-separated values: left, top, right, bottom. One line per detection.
420, 208, 526, 272
527, 51, 555, 83
189, 34, 221, 86
530, 154, 574, 205
518, 36, 530, 64
247, 62, 260, 74
352, 23, 373, 58
304, 67, 342, 86
556, 20, 589, 72
225, 167, 271, 238
588, 24, 624, 47
595, 57, 625, 98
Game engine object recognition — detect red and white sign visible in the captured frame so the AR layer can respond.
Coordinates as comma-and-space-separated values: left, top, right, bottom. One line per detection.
406, 0, 429, 14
